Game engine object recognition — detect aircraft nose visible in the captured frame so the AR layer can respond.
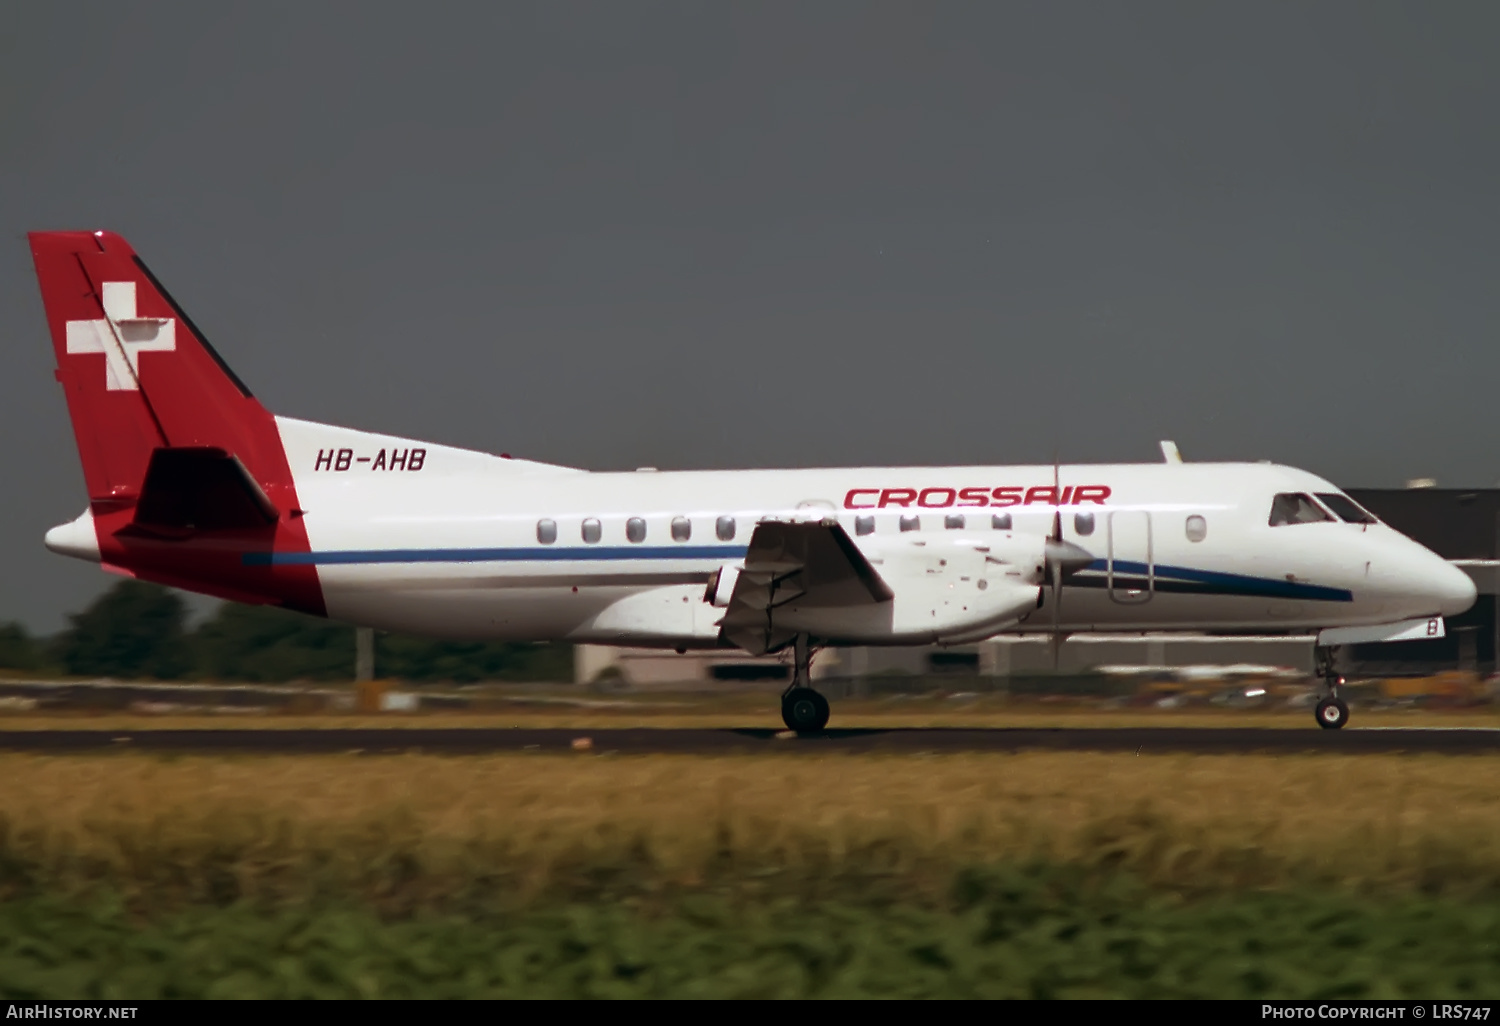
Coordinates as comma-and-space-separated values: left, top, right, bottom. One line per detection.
1374, 536, 1479, 621
1429, 559, 1478, 618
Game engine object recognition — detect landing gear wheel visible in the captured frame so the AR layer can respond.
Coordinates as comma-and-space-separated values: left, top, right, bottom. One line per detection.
781, 687, 830, 733
1313, 644, 1351, 730
1315, 697, 1349, 730
778, 633, 830, 733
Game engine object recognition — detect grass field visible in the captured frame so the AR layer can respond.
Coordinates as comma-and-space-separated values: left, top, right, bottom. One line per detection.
0, 750, 1488, 894
7, 875, 1500, 998
1, 748, 1499, 996
0, 749, 1495, 898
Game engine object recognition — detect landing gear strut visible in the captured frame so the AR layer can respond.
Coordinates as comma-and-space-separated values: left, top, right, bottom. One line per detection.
780, 633, 830, 733
1314, 644, 1349, 730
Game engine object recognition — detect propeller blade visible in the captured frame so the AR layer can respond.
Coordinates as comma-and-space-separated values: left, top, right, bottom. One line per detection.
1052, 457, 1062, 538
1043, 538, 1095, 577
1050, 454, 1063, 670
1050, 560, 1062, 671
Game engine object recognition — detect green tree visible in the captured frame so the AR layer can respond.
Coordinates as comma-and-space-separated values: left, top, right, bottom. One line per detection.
375, 635, 573, 683
56, 580, 189, 679
0, 624, 43, 672
190, 603, 354, 682
186, 602, 574, 683
48, 585, 576, 684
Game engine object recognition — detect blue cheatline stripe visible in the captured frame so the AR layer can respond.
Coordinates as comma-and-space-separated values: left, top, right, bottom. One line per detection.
242, 545, 751, 567
1082, 559, 1353, 602
240, 548, 1351, 602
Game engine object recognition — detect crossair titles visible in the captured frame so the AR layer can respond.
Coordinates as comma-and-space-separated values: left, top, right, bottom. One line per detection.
843, 485, 1113, 510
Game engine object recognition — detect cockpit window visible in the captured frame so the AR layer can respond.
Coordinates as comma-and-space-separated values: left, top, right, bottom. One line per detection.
1269, 493, 1334, 526
1315, 493, 1378, 525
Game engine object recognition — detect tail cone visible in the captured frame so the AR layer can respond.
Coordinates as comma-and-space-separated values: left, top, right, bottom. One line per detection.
44, 510, 100, 563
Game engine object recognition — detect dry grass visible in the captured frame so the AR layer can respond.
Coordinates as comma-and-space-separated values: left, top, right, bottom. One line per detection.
0, 750, 1497, 907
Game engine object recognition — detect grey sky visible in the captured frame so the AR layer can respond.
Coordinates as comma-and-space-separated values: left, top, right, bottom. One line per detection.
2, 3, 1498, 633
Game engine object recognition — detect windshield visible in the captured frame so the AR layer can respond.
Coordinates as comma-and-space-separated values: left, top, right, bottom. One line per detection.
1315, 493, 1378, 525
1269, 493, 1334, 526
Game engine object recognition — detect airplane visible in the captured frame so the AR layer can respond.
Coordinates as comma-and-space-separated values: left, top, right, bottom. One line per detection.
29, 230, 1477, 732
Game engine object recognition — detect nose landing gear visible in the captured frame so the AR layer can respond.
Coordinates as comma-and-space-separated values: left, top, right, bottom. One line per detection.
1314, 645, 1349, 730
780, 633, 830, 733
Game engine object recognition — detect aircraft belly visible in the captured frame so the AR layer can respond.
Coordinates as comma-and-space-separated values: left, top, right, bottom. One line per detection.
1045, 589, 1356, 632
321, 583, 618, 642
568, 584, 722, 646
321, 576, 724, 645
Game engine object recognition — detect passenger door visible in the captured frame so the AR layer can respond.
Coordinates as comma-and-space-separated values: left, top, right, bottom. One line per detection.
1107, 511, 1154, 604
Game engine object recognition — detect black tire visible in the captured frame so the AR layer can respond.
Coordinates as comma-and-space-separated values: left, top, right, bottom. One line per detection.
1315, 697, 1349, 730
811, 690, 830, 729
781, 687, 830, 733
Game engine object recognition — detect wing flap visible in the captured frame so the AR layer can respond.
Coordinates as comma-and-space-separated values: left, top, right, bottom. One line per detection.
717, 520, 891, 654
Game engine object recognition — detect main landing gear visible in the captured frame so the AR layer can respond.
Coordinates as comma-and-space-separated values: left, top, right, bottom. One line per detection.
1314, 644, 1350, 730
780, 633, 830, 733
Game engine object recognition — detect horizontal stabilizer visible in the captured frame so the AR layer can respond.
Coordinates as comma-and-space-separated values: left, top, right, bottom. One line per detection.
128, 447, 280, 535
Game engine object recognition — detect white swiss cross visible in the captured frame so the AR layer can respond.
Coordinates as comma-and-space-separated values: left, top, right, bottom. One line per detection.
65, 282, 175, 391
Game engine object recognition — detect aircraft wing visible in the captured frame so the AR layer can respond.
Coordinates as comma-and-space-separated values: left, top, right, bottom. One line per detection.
717, 519, 892, 655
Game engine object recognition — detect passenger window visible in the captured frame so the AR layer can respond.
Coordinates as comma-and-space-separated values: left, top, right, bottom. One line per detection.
626, 517, 646, 543
1185, 515, 1207, 542
671, 517, 692, 542
945, 514, 965, 530
1268, 493, 1334, 527
899, 515, 920, 532
1073, 512, 1095, 536
536, 519, 557, 545
1315, 493, 1378, 525
992, 513, 1012, 530
716, 516, 736, 541
581, 518, 602, 543
855, 515, 875, 536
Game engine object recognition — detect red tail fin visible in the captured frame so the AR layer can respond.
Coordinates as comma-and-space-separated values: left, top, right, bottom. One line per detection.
31, 231, 324, 614
30, 231, 281, 508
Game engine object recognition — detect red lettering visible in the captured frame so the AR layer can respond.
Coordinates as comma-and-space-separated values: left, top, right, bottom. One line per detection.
389, 449, 408, 471
371, 449, 387, 471
861, 484, 1109, 508
334, 449, 353, 472
315, 449, 333, 471
408, 449, 426, 471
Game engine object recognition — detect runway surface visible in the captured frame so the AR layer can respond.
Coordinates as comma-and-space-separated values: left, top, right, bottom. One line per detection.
0, 726, 1497, 755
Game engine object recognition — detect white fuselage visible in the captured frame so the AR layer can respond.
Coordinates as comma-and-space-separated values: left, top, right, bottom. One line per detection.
268, 418, 1477, 649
